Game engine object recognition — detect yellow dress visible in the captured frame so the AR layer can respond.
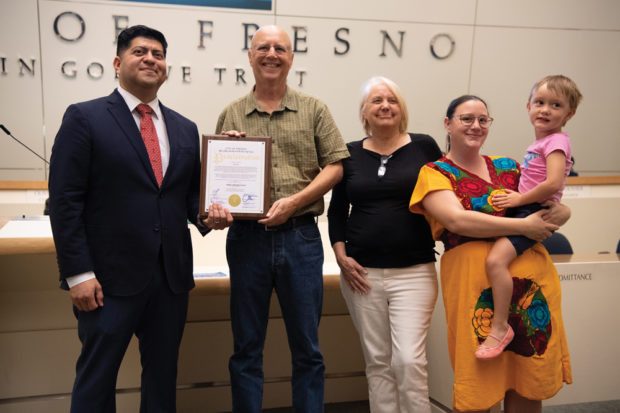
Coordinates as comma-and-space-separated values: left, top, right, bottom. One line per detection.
410, 156, 571, 411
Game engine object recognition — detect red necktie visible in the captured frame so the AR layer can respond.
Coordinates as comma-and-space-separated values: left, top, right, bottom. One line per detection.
136, 103, 163, 186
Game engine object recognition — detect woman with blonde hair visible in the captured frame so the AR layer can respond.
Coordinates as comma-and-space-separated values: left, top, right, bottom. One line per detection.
328, 76, 442, 412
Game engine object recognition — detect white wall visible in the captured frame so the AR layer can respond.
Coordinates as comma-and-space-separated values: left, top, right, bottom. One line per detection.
1, 0, 619, 180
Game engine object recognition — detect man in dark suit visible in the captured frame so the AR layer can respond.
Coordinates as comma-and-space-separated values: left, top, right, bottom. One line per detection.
49, 25, 231, 412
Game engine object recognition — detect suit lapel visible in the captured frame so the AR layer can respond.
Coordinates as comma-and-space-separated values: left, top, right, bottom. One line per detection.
160, 103, 178, 188
106, 90, 160, 188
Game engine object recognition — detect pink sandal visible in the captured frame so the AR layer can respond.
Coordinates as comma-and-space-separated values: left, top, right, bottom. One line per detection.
475, 325, 514, 360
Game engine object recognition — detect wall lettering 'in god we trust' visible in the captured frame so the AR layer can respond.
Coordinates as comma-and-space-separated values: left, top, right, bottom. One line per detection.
0, 11, 456, 86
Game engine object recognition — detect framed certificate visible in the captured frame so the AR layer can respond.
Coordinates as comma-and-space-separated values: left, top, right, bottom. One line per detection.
199, 134, 271, 219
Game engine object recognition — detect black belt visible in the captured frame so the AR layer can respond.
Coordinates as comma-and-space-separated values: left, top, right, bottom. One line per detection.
236, 214, 316, 232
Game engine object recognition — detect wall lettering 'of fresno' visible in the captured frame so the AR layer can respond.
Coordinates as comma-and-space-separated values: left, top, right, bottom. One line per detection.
0, 11, 455, 86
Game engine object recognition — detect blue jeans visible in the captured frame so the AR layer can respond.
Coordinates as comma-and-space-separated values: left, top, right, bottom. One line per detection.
226, 219, 325, 413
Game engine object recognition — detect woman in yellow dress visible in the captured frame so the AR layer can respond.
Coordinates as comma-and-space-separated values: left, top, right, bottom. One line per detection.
409, 95, 572, 412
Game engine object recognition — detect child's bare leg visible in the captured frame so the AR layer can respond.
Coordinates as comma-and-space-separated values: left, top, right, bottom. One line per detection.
483, 237, 517, 348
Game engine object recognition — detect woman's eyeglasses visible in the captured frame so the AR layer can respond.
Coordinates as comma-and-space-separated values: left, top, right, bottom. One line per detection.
454, 114, 494, 128
378, 155, 393, 179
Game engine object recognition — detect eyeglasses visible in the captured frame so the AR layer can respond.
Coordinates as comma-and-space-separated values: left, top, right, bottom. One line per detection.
252, 44, 290, 56
378, 155, 392, 179
454, 114, 494, 128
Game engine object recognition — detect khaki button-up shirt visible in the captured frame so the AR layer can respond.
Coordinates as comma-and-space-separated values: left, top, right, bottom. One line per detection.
216, 87, 349, 217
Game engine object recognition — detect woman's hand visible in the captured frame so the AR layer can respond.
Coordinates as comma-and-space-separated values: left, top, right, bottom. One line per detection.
338, 255, 371, 294
333, 242, 370, 294
541, 200, 571, 226
422, 189, 561, 240
522, 210, 559, 241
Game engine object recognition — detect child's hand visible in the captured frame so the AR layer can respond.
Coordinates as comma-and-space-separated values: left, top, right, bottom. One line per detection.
492, 189, 522, 208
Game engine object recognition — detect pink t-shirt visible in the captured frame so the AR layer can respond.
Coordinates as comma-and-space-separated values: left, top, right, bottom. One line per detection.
518, 132, 572, 203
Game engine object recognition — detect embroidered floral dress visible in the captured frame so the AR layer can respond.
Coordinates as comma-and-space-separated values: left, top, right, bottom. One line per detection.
410, 155, 571, 411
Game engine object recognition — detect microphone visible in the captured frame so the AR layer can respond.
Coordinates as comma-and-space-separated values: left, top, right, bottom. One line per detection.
1, 124, 49, 165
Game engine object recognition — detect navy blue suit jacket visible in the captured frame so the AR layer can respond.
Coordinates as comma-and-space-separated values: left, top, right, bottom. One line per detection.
49, 89, 203, 296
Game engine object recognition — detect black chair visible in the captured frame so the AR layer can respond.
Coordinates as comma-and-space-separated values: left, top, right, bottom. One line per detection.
541, 232, 573, 254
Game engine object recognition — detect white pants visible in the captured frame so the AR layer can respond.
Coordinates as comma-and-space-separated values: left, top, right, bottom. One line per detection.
341, 263, 438, 413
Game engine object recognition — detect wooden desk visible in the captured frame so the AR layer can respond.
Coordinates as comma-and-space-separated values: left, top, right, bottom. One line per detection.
0, 216, 55, 255
0, 237, 54, 255
0, 218, 366, 413
3, 217, 618, 412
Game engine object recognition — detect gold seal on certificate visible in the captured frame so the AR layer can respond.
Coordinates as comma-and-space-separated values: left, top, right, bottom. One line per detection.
228, 194, 241, 207
199, 134, 272, 219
